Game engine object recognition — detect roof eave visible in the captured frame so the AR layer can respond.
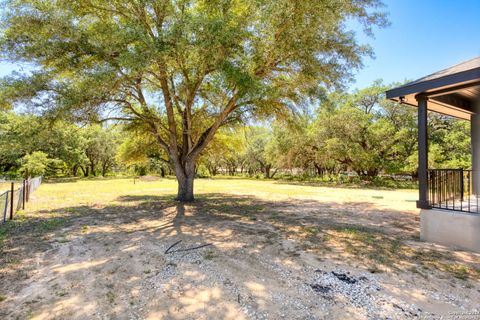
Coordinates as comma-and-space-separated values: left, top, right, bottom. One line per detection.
386, 67, 480, 100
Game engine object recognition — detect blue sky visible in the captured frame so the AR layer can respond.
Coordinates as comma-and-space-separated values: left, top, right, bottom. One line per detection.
353, 0, 480, 89
1, 0, 480, 91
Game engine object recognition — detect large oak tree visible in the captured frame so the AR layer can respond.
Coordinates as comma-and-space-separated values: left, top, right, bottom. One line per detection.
0, 0, 387, 201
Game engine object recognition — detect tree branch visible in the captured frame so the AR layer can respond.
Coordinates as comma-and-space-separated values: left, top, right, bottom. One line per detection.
186, 92, 239, 161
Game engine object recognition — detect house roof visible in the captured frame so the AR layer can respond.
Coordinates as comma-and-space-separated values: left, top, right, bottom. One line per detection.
386, 56, 480, 120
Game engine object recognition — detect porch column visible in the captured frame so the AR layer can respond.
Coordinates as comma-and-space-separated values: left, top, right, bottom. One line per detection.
471, 101, 480, 195
417, 96, 429, 209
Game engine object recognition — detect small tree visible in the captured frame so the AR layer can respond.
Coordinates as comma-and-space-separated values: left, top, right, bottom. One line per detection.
18, 151, 49, 178
82, 126, 118, 177
245, 127, 277, 178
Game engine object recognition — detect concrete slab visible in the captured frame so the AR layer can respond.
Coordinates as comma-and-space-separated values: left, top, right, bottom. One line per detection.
421, 208, 480, 253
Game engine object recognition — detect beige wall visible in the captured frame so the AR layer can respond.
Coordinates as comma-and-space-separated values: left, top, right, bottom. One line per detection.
420, 209, 480, 253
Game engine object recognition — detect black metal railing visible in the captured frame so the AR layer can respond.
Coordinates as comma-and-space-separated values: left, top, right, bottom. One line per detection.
428, 169, 477, 213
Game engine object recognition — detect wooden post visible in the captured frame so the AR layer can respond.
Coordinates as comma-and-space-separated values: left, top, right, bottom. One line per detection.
416, 96, 430, 209
26, 178, 29, 203
9, 182, 14, 220
22, 180, 25, 210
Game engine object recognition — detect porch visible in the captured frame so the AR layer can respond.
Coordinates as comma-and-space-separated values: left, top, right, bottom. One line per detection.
386, 57, 480, 252
428, 168, 477, 213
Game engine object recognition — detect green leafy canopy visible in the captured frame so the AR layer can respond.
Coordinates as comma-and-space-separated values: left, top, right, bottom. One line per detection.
0, 0, 388, 199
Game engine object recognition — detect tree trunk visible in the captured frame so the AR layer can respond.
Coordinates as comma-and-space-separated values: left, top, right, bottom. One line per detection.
264, 164, 271, 179
72, 165, 79, 177
102, 161, 108, 177
366, 169, 378, 177
207, 164, 217, 176
270, 168, 278, 179
80, 166, 89, 177
174, 160, 195, 202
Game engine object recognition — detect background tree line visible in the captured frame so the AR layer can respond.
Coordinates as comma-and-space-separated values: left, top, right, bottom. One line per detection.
0, 81, 470, 182
199, 82, 470, 181
0, 113, 119, 178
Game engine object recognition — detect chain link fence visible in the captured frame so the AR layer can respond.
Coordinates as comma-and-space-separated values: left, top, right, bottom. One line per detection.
1, 176, 42, 223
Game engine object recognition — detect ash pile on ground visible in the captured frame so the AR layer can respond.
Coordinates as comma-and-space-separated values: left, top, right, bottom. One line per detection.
130, 241, 427, 319
308, 269, 421, 319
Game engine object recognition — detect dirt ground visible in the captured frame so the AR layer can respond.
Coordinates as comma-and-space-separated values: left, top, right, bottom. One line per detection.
0, 178, 479, 319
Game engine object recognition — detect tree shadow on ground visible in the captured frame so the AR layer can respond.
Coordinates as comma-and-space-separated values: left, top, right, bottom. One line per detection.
1, 193, 479, 319
1, 193, 475, 272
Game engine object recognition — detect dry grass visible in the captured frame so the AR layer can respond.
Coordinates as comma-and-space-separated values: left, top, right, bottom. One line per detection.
1, 177, 479, 319
0, 179, 480, 279
0, 182, 12, 194
3, 177, 477, 279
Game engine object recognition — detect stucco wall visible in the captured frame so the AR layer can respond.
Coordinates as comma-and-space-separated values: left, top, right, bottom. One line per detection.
420, 209, 480, 253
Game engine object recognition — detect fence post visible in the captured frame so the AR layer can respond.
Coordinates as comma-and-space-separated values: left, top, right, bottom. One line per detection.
25, 178, 30, 202
22, 180, 25, 210
9, 182, 14, 220
26, 178, 29, 202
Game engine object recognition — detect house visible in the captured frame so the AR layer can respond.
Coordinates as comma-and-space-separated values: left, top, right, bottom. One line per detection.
386, 57, 480, 252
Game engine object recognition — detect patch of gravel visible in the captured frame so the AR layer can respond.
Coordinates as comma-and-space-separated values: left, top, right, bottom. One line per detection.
309, 269, 421, 319
255, 252, 423, 319
118, 241, 447, 320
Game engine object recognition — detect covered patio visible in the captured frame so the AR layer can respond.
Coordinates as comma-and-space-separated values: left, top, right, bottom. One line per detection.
386, 56, 480, 252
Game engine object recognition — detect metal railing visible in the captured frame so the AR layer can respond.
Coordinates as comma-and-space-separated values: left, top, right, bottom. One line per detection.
427, 169, 477, 213
1, 176, 42, 223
